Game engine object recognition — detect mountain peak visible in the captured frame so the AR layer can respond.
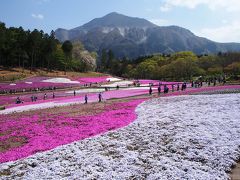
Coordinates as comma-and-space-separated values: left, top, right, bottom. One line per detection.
104, 12, 122, 17
73, 12, 157, 31
55, 13, 240, 58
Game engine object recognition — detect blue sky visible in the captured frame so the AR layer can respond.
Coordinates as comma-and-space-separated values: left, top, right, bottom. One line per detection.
1, 0, 240, 42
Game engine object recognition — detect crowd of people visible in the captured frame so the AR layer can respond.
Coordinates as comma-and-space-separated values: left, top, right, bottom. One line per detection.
150, 82, 187, 95
11, 76, 225, 105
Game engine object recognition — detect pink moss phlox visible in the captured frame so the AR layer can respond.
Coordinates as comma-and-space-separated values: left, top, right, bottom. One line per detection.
0, 99, 144, 163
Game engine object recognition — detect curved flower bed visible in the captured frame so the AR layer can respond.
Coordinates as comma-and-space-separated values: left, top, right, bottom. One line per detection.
0, 99, 145, 163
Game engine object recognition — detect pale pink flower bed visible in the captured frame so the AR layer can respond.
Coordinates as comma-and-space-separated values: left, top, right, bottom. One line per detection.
0, 99, 145, 163
74, 76, 110, 84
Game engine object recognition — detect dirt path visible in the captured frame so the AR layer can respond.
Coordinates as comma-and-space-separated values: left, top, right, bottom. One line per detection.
230, 162, 240, 180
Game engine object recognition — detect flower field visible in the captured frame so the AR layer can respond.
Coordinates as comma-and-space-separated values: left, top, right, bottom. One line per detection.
1, 93, 240, 179
1, 76, 240, 179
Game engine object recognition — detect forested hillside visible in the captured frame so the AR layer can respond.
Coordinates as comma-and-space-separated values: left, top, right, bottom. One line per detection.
0, 22, 96, 72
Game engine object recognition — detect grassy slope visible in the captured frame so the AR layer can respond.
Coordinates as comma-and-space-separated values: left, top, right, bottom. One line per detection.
0, 67, 107, 82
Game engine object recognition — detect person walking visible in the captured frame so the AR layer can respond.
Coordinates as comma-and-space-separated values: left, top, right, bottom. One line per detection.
73, 90, 76, 96
84, 94, 88, 104
158, 86, 161, 95
177, 84, 180, 91
149, 86, 152, 95
52, 92, 55, 99
98, 92, 102, 102
43, 93, 47, 100
31, 95, 34, 102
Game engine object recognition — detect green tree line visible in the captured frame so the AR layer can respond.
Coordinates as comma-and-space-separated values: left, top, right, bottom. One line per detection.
0, 22, 96, 72
99, 50, 240, 81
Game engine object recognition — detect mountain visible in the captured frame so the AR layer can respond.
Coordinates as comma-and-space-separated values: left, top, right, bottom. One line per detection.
55, 12, 240, 59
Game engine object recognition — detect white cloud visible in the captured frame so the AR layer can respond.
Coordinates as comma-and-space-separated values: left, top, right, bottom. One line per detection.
160, 0, 240, 12
160, 4, 171, 12
31, 13, 44, 20
194, 21, 240, 42
149, 18, 169, 26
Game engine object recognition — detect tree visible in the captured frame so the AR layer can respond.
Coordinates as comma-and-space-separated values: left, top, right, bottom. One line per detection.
42, 30, 57, 71
135, 60, 158, 79
100, 49, 107, 72
62, 40, 73, 73
225, 62, 240, 75
107, 49, 114, 69
26, 29, 43, 72
0, 23, 6, 66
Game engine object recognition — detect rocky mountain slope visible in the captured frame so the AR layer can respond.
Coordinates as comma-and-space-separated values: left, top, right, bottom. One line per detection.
55, 12, 240, 59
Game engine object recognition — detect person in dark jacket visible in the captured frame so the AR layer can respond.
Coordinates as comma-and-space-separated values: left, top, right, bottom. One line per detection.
158, 86, 161, 95
84, 94, 88, 104
98, 92, 102, 102
149, 86, 152, 95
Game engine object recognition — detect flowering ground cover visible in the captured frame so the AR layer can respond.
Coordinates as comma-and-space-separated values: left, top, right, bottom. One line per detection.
0, 94, 240, 179
73, 76, 111, 84
0, 77, 80, 92
0, 98, 145, 163
101, 80, 133, 87
0, 76, 118, 92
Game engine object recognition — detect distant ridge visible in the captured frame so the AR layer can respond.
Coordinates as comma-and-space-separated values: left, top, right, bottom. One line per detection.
55, 12, 240, 58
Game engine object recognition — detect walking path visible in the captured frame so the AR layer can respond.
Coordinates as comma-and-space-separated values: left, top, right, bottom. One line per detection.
1, 85, 240, 114
230, 162, 240, 180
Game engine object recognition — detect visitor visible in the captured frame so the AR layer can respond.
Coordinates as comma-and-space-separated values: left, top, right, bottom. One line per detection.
52, 92, 55, 99
177, 84, 180, 91
116, 85, 119, 90
43, 93, 47, 100
98, 92, 102, 102
16, 97, 22, 104
183, 82, 187, 90
149, 86, 152, 95
74, 90, 76, 96
84, 94, 88, 104
181, 83, 184, 91
158, 86, 161, 95
208, 80, 211, 86
31, 95, 34, 102
164, 85, 168, 93
172, 84, 174, 92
